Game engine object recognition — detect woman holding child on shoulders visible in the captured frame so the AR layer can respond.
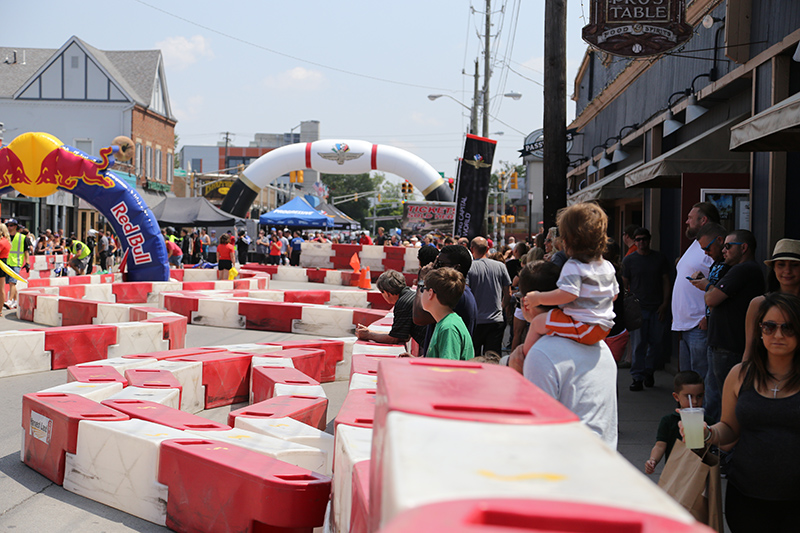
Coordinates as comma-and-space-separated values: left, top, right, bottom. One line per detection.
688, 292, 800, 532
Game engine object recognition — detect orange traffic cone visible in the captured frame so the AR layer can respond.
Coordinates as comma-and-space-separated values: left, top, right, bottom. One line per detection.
358, 267, 372, 290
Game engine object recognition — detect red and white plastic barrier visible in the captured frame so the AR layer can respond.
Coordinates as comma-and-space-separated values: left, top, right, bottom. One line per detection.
299, 242, 420, 276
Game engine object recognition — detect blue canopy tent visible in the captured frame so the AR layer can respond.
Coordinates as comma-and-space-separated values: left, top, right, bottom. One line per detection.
259, 196, 334, 228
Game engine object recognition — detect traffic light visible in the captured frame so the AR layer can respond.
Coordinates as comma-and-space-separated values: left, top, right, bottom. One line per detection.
354, 192, 358, 202
297, 170, 304, 184
507, 215, 515, 224
402, 181, 413, 195
289, 171, 297, 183
500, 215, 507, 224
378, 193, 382, 202
511, 171, 518, 189
448, 177, 455, 191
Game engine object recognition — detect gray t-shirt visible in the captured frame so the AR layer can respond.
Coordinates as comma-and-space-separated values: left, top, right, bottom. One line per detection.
523, 335, 618, 450
466, 257, 511, 324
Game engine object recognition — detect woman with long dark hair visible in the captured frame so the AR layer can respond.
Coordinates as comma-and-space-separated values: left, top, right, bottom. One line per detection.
695, 292, 800, 531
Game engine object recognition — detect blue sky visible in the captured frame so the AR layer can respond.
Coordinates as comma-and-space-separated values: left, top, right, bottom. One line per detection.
2, 0, 590, 181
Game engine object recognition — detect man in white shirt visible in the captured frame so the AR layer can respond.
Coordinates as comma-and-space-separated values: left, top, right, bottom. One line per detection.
671, 202, 720, 378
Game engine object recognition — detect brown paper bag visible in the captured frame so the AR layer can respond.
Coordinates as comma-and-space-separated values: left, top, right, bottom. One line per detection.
657, 439, 723, 532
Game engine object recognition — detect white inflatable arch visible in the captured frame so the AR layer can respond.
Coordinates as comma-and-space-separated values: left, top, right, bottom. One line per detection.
220, 140, 453, 217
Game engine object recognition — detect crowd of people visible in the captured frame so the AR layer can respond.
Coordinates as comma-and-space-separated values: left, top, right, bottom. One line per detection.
350, 202, 799, 531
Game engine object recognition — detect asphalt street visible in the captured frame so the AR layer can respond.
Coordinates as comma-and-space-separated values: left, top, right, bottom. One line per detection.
0, 279, 685, 532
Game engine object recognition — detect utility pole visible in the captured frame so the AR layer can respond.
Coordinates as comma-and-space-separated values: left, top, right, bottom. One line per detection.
482, 0, 491, 138
471, 59, 479, 135
543, 0, 567, 231
222, 132, 232, 171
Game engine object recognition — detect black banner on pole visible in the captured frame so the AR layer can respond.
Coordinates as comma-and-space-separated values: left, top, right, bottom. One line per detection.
453, 134, 496, 240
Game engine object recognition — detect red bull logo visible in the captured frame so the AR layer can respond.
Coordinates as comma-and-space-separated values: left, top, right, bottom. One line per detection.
0, 132, 115, 197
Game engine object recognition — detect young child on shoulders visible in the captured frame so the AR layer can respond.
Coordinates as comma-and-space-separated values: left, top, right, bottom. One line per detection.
420, 267, 474, 361
523, 202, 619, 353
645, 371, 716, 474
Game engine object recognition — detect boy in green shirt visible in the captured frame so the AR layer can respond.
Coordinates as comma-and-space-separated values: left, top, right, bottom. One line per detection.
420, 267, 474, 360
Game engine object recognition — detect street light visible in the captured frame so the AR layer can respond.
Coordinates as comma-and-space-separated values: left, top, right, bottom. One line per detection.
504, 91, 522, 100
428, 93, 523, 136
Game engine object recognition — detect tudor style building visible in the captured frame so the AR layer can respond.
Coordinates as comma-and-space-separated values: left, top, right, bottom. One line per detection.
0, 35, 176, 235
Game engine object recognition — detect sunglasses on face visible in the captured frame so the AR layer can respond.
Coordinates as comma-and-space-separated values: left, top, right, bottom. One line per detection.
701, 238, 717, 252
723, 242, 743, 250
634, 237, 650, 242
760, 321, 796, 337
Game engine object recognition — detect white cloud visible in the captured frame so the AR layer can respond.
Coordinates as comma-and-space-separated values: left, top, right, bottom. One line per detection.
172, 94, 205, 122
156, 35, 213, 70
262, 67, 326, 91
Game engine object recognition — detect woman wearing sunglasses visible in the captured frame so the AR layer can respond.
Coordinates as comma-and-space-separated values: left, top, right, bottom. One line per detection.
743, 239, 800, 362
689, 292, 800, 531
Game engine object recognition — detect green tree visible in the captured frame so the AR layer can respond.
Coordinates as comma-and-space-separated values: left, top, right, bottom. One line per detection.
321, 172, 379, 228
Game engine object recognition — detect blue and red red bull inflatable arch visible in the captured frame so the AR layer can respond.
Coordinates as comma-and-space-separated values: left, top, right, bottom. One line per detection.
221, 140, 454, 217
0, 132, 169, 281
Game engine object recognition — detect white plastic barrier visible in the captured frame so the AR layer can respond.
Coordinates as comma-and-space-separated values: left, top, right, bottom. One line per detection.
83, 284, 115, 302
233, 416, 334, 476
94, 303, 132, 324
147, 282, 183, 304
349, 373, 378, 391
191, 299, 246, 329
107, 386, 181, 409
181, 269, 219, 281
374, 413, 694, 531
359, 245, 385, 260
334, 337, 357, 381
213, 343, 284, 355
334, 425, 373, 533
138, 360, 204, 413
185, 428, 329, 475
75, 356, 156, 374
33, 295, 61, 326
323, 270, 343, 285
107, 322, 170, 358
292, 306, 354, 337
0, 330, 49, 378
352, 342, 407, 356
274, 382, 327, 400
273, 266, 311, 282
38, 381, 123, 401
328, 291, 368, 308
63, 418, 185, 525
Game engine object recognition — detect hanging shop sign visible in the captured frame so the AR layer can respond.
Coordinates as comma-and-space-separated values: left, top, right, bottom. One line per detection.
582, 0, 693, 57
519, 128, 577, 160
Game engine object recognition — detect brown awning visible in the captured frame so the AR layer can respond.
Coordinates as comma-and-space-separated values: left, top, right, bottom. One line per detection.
568, 161, 643, 205
625, 116, 749, 188
730, 91, 800, 152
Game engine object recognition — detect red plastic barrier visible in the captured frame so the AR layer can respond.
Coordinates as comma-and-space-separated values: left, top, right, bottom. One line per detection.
173, 351, 253, 408
332, 256, 356, 270
127, 306, 168, 322
378, 499, 716, 533
335, 388, 377, 432
306, 268, 329, 283
168, 269, 185, 281
238, 301, 305, 332
383, 247, 406, 260
350, 460, 371, 533
181, 281, 216, 290
350, 353, 398, 382
381, 259, 405, 272
57, 297, 98, 326
342, 271, 359, 286
352, 308, 388, 328
367, 291, 393, 310
67, 275, 93, 285
22, 392, 129, 484
264, 339, 344, 383
101, 399, 230, 431
158, 438, 331, 532
332, 243, 361, 256
283, 290, 330, 305
18, 291, 37, 322
256, 348, 325, 383
45, 324, 118, 369
124, 368, 182, 403
144, 315, 187, 350
228, 395, 329, 431
251, 366, 321, 404
58, 285, 86, 300
27, 279, 50, 288
121, 346, 226, 361
374, 358, 578, 425
161, 293, 200, 321
67, 365, 127, 386
111, 282, 154, 304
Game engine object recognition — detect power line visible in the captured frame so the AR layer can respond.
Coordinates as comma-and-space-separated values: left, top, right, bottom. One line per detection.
132, 0, 454, 92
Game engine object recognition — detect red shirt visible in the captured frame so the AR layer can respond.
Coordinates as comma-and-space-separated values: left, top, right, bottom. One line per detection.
165, 240, 182, 257
270, 242, 282, 256
217, 243, 235, 261
359, 235, 373, 245
0, 237, 9, 259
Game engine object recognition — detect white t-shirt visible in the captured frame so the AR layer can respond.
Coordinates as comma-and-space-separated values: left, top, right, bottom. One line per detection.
672, 239, 714, 331
524, 334, 618, 450
557, 258, 619, 329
